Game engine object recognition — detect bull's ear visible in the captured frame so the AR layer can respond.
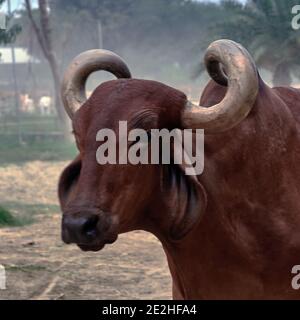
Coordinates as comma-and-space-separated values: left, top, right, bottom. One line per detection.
161, 163, 207, 241
58, 156, 81, 210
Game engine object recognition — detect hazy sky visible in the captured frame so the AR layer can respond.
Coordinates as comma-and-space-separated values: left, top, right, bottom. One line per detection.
2, 0, 37, 12
1, 0, 245, 12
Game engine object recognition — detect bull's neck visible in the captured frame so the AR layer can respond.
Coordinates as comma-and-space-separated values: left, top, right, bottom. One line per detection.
142, 98, 300, 298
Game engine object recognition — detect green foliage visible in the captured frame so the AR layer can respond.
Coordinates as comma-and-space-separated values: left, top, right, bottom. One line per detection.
49, 0, 223, 81
0, 206, 21, 227
0, 0, 22, 45
14, 0, 300, 89
16, 0, 227, 87
0, 138, 77, 164
0, 202, 60, 228
0, 23, 21, 44
0, 113, 77, 164
208, 0, 300, 85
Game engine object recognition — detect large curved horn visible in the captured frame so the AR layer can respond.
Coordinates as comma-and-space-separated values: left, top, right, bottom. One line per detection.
182, 39, 258, 133
61, 49, 131, 118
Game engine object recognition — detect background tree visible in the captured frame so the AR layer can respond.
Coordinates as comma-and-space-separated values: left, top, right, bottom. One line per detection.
49, 0, 223, 89
0, 0, 21, 45
201, 0, 300, 86
25, 0, 70, 138
0, 0, 22, 222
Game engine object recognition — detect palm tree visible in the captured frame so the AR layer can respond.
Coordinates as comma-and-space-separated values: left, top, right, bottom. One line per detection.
204, 0, 300, 86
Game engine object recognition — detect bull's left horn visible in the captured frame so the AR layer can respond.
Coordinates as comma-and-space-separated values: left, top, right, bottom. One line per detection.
61, 49, 131, 118
182, 39, 258, 133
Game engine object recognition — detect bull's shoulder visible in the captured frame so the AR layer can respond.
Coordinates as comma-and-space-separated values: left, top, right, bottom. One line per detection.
272, 86, 300, 123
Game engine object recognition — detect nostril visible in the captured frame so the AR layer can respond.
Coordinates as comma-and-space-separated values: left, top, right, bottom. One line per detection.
82, 215, 99, 239
62, 213, 100, 244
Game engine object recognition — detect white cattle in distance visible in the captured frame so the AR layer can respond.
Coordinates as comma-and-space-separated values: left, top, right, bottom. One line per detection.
38, 96, 53, 115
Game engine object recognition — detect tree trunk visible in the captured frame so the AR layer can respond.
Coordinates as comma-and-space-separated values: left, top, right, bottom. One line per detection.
25, 0, 72, 141
273, 63, 292, 87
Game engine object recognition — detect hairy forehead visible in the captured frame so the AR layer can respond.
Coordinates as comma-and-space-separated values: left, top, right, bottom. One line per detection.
72, 78, 187, 133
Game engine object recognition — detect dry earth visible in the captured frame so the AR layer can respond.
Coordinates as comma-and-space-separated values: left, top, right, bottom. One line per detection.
0, 161, 171, 300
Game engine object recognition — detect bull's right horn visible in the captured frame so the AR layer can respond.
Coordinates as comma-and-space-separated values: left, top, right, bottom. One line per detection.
182, 39, 259, 133
61, 49, 131, 119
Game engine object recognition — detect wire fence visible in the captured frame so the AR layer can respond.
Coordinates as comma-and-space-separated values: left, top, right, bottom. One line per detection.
0, 95, 64, 144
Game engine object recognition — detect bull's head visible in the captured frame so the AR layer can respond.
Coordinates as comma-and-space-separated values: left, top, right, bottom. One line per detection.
59, 40, 258, 251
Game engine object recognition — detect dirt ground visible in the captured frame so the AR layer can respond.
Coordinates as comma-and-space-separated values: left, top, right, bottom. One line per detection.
0, 161, 171, 300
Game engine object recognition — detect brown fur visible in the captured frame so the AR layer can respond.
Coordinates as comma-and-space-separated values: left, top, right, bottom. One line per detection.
59, 76, 300, 299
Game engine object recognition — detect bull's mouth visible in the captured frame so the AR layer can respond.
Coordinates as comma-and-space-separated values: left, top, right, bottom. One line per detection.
78, 243, 105, 252
77, 235, 118, 252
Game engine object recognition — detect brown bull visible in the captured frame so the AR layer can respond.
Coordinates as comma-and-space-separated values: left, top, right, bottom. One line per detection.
58, 40, 300, 299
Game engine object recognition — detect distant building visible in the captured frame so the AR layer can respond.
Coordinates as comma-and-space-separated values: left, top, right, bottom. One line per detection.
0, 47, 40, 91
0, 47, 40, 65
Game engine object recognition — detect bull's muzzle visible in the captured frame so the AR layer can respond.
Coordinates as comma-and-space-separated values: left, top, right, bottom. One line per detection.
62, 209, 117, 252
62, 213, 99, 243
